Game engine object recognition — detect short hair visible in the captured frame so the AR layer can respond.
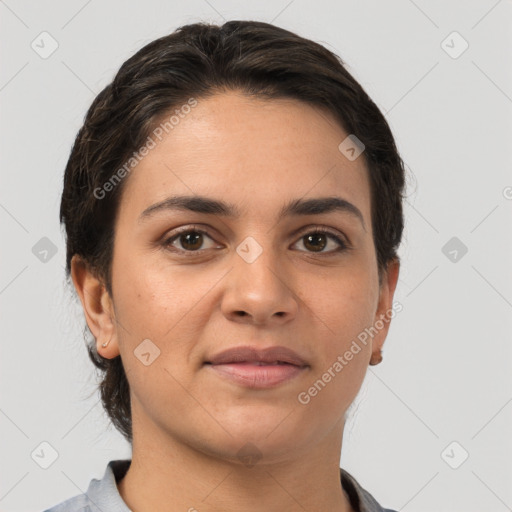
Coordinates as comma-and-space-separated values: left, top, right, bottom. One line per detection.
60, 20, 406, 443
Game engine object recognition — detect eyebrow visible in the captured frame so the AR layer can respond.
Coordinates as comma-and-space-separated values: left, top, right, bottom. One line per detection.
139, 195, 366, 230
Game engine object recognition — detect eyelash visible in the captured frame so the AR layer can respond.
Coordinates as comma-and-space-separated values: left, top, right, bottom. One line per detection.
162, 225, 350, 256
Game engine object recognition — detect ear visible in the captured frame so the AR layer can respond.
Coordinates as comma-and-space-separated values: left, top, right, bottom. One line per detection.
70, 255, 120, 359
369, 258, 400, 366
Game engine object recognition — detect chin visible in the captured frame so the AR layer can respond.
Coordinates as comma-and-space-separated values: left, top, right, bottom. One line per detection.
201, 416, 310, 465
200, 435, 305, 468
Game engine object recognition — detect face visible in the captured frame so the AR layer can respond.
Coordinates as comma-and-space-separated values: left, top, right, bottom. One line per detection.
75, 91, 399, 465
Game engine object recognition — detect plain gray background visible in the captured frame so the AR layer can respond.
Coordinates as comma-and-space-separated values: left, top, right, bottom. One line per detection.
1, 1, 511, 511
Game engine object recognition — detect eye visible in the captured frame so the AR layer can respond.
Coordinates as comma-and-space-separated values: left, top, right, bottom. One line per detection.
292, 228, 348, 254
163, 226, 218, 252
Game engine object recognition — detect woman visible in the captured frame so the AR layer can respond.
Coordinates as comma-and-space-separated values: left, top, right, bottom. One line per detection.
46, 19, 404, 512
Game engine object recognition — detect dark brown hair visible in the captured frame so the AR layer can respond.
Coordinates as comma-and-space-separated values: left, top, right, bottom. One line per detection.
60, 20, 406, 443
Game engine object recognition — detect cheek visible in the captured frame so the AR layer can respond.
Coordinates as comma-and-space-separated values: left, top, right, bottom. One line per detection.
110, 256, 206, 417
111, 251, 226, 379
300, 267, 377, 402
296, 294, 374, 420
112, 251, 197, 333
304, 261, 378, 341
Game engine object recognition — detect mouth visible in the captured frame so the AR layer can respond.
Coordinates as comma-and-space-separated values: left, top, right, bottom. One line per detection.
204, 345, 309, 389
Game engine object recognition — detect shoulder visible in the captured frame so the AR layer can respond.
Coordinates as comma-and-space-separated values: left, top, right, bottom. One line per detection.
42, 459, 131, 512
340, 467, 397, 512
42, 493, 91, 512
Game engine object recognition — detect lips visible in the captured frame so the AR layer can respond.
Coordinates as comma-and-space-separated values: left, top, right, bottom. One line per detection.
205, 345, 308, 367
204, 346, 309, 388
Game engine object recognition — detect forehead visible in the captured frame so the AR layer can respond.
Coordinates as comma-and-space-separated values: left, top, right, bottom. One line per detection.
117, 91, 371, 224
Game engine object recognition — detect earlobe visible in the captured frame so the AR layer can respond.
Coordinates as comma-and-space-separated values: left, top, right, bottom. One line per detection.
369, 350, 383, 366
369, 258, 400, 366
70, 255, 120, 358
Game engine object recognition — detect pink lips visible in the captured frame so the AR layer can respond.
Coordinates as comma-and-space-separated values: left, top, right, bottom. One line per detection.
204, 345, 309, 389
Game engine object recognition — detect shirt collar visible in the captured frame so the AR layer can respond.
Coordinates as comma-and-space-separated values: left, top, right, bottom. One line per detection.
340, 466, 392, 512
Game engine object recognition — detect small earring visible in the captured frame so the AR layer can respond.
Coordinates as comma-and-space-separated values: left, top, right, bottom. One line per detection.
369, 350, 383, 366
101, 338, 111, 348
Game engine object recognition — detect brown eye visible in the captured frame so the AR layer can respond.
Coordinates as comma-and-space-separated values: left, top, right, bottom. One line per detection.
303, 233, 327, 252
179, 232, 204, 251
294, 229, 347, 254
164, 228, 217, 252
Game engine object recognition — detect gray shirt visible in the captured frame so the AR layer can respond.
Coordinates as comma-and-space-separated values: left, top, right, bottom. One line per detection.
43, 459, 397, 512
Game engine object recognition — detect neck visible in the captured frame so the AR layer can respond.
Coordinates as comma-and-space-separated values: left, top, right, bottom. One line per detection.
117, 414, 353, 512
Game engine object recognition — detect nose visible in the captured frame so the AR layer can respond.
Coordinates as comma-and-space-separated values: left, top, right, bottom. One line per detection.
220, 245, 299, 326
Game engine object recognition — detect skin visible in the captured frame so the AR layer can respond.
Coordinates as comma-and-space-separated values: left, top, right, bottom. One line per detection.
71, 90, 399, 512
